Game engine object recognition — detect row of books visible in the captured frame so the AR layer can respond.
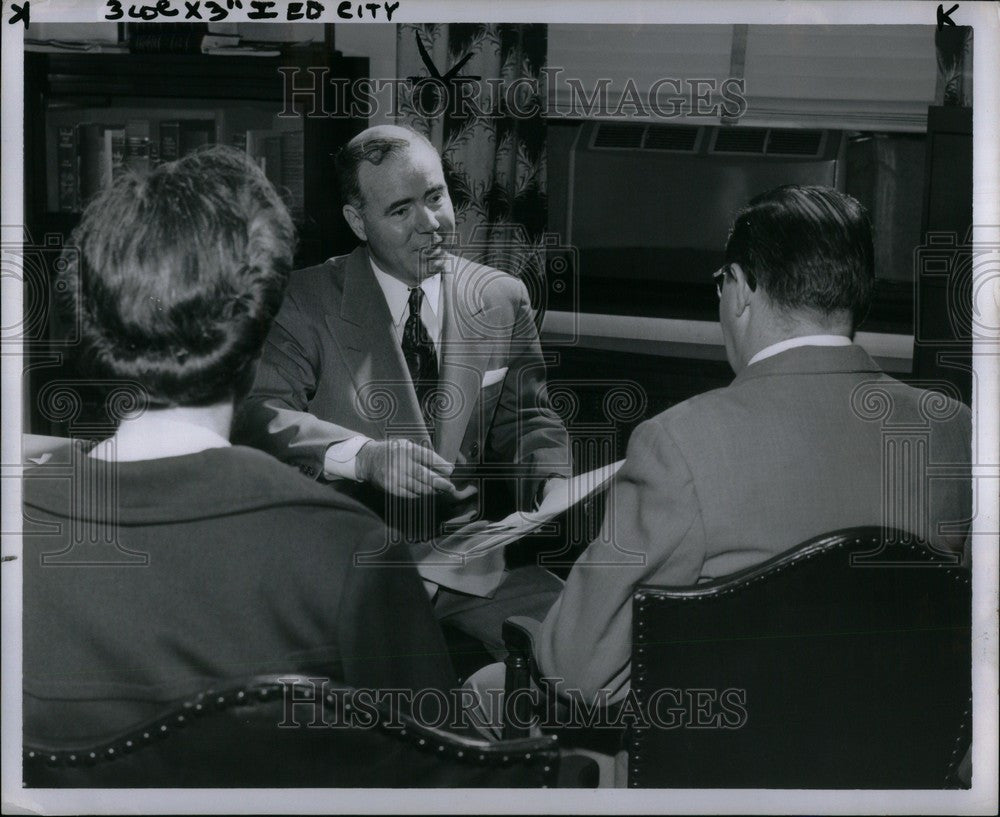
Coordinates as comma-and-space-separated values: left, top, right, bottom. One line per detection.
57, 119, 215, 212
55, 119, 303, 218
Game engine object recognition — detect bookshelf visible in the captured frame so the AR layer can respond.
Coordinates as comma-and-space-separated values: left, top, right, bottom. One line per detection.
24, 46, 369, 435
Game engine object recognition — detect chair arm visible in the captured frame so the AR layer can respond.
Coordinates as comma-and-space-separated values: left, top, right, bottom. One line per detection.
502, 616, 541, 740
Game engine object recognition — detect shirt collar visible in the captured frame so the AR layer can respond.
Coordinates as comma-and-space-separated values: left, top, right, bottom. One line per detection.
747, 334, 853, 367
89, 414, 231, 462
369, 254, 441, 328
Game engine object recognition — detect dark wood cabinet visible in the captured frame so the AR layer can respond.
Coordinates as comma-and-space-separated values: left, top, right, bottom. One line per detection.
23, 47, 369, 435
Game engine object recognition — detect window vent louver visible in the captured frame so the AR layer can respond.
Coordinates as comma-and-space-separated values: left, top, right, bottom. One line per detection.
592, 123, 646, 149
643, 125, 700, 152
766, 129, 824, 156
712, 128, 767, 154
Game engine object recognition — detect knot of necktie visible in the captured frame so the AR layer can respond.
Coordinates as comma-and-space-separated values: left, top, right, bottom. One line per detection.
408, 286, 424, 313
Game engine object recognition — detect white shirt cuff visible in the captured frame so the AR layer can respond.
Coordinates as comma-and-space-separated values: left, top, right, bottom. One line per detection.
323, 435, 371, 481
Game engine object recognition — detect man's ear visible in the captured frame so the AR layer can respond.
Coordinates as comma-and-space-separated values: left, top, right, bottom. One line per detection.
342, 204, 367, 243
729, 262, 754, 316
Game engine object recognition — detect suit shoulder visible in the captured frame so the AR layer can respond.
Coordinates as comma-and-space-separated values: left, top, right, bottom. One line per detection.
645, 385, 737, 435
856, 375, 971, 428
454, 255, 527, 302
284, 257, 348, 301
898, 379, 969, 415
223, 447, 358, 505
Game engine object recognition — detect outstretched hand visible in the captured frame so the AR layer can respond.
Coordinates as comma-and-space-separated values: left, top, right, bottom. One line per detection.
356, 439, 456, 498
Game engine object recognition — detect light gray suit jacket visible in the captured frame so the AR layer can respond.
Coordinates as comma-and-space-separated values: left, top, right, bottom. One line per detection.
535, 344, 972, 699
234, 246, 571, 595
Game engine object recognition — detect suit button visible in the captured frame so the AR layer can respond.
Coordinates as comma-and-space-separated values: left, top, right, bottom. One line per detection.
469, 442, 480, 458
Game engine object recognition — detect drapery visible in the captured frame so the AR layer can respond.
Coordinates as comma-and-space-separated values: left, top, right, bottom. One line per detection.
395, 24, 549, 308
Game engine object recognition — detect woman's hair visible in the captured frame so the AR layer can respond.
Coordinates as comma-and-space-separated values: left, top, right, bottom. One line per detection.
60, 145, 295, 407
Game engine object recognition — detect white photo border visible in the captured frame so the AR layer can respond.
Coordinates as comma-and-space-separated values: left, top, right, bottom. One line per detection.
2, 1, 997, 814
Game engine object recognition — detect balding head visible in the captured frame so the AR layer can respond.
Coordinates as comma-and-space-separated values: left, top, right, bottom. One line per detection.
335, 125, 438, 208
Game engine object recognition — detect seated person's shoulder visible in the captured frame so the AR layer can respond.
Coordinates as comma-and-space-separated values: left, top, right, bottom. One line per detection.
645, 384, 740, 436
226, 445, 381, 518
224, 445, 391, 559
618, 386, 739, 469
452, 255, 527, 302
858, 374, 972, 428
284, 256, 349, 301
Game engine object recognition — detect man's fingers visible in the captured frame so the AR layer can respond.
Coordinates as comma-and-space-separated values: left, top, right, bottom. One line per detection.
426, 451, 454, 476
431, 476, 457, 493
412, 464, 454, 494
406, 443, 454, 476
381, 442, 456, 494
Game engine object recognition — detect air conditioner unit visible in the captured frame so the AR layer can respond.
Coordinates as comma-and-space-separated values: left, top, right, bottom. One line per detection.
549, 121, 846, 298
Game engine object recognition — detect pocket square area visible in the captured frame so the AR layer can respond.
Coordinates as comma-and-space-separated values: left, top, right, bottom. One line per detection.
481, 367, 508, 388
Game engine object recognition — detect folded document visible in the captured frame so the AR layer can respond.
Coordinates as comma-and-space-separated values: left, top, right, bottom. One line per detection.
434, 459, 625, 558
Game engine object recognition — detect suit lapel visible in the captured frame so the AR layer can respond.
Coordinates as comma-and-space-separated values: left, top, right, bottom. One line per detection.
435, 259, 496, 463
328, 247, 427, 440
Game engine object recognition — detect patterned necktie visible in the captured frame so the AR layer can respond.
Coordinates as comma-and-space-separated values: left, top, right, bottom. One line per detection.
402, 286, 439, 433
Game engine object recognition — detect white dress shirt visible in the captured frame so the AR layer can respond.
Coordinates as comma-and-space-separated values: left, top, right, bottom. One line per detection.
746, 334, 853, 368
324, 255, 443, 481
370, 257, 443, 350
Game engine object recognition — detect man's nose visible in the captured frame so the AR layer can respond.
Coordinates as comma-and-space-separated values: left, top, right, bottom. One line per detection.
415, 204, 441, 233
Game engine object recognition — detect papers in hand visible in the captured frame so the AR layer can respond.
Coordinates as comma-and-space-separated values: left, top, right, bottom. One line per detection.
435, 460, 625, 558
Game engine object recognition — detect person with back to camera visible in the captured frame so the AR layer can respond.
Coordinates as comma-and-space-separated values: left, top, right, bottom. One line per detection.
465, 186, 973, 764
22, 146, 456, 749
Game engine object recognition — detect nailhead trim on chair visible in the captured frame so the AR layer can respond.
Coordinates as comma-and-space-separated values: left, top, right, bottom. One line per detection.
628, 530, 971, 788
24, 677, 560, 786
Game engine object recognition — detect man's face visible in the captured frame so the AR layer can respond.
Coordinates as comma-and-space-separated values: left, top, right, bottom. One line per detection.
346, 141, 456, 285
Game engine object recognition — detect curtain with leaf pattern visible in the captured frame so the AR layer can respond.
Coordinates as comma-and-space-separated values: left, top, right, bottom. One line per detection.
395, 24, 548, 309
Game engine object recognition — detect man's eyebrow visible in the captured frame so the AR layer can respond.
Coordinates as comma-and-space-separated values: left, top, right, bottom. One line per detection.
383, 196, 414, 215
382, 185, 446, 215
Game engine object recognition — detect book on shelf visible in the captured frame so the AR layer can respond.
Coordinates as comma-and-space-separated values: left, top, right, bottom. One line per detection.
241, 127, 305, 219
103, 127, 126, 187
51, 116, 222, 212
231, 131, 248, 153
56, 126, 79, 213
159, 121, 180, 163
123, 120, 152, 176
280, 129, 305, 220
160, 119, 216, 163
180, 120, 216, 155
80, 122, 137, 205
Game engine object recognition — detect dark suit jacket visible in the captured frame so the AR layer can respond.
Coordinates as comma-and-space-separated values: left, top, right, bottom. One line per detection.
234, 247, 570, 595
535, 345, 973, 700
22, 446, 456, 744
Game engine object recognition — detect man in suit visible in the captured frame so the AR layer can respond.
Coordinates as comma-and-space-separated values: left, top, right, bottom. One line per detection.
235, 125, 571, 654
490, 184, 973, 706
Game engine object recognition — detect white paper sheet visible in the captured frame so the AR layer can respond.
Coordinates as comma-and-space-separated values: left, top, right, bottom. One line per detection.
435, 459, 624, 557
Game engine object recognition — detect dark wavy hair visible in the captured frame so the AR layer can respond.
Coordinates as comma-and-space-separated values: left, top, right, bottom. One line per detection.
60, 145, 295, 407
724, 185, 875, 326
